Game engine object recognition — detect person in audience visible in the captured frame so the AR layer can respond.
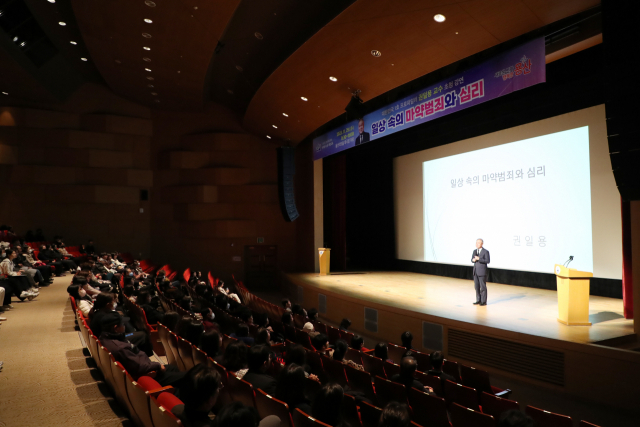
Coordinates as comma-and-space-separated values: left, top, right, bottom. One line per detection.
217, 340, 248, 374
351, 335, 369, 351
13, 245, 47, 287
311, 333, 333, 357
239, 308, 254, 326
200, 308, 218, 332
212, 402, 280, 427
255, 327, 274, 347
281, 298, 291, 310
339, 318, 351, 331
281, 312, 293, 326
303, 322, 320, 338
291, 304, 306, 318
499, 410, 535, 427
312, 383, 346, 427
171, 364, 221, 427
33, 245, 65, 276
90, 292, 149, 354
276, 363, 312, 413
162, 311, 180, 331
243, 344, 277, 396
0, 249, 37, 300
374, 343, 394, 363
67, 284, 94, 317
400, 331, 414, 350
390, 357, 431, 393
99, 312, 185, 386
137, 291, 165, 325
180, 296, 195, 313
40, 244, 76, 272
86, 240, 96, 255
200, 330, 222, 359
230, 323, 255, 346
182, 319, 205, 346
20, 246, 53, 284
333, 339, 364, 371
215, 280, 240, 303
284, 344, 319, 381
176, 315, 195, 338
72, 275, 101, 299
307, 308, 319, 323
379, 402, 411, 427
427, 351, 455, 390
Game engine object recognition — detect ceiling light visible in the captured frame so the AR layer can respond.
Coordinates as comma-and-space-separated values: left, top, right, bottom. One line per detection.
151, 92, 157, 95
148, 84, 154, 88
236, 65, 243, 72
144, 18, 153, 24
142, 33, 152, 38
70, 41, 77, 45
143, 57, 151, 62
433, 14, 446, 22
282, 113, 288, 117
20, 42, 26, 47
80, 57, 87, 61
227, 89, 234, 94
59, 21, 66, 26
2, 92, 8, 95
12, 36, 18, 42
455, 32, 459, 35
145, 0, 156, 7
371, 50, 381, 57
143, 46, 150, 50
266, 135, 271, 139
147, 76, 154, 80
255, 32, 263, 40
47, 0, 55, 3
329, 76, 338, 82
154, 100, 160, 103
145, 68, 152, 72
272, 125, 278, 129
301, 96, 308, 101
115, 59, 121, 64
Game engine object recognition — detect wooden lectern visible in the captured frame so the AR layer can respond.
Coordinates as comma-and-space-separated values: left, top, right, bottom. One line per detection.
554, 264, 593, 326
319, 248, 331, 276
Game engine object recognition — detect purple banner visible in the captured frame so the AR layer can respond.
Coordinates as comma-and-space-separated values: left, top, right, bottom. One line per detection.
313, 38, 546, 160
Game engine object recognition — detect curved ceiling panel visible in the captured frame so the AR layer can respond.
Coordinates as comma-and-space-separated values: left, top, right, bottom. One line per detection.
243, 0, 599, 144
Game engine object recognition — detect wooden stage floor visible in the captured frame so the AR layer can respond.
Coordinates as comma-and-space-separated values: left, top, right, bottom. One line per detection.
287, 271, 633, 345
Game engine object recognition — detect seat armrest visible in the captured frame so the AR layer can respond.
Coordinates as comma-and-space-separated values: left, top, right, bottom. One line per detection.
146, 386, 175, 398
494, 388, 512, 398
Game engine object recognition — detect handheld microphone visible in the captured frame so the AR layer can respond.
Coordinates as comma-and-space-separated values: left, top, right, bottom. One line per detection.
563, 256, 574, 268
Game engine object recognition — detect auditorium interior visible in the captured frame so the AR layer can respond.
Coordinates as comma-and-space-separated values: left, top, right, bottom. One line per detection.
1, 1, 639, 427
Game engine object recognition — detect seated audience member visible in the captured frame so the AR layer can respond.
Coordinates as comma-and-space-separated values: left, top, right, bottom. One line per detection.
99, 312, 185, 386
67, 284, 94, 317
307, 308, 319, 323
86, 240, 96, 255
427, 351, 455, 390
390, 357, 431, 393
379, 402, 411, 427
351, 335, 369, 351
243, 345, 277, 396
374, 342, 394, 363
13, 245, 46, 288
200, 330, 222, 359
291, 304, 307, 318
276, 363, 312, 413
200, 308, 219, 332
284, 344, 319, 382
230, 323, 255, 346
162, 311, 180, 332
137, 291, 165, 325
212, 402, 280, 427
217, 341, 248, 375
312, 383, 346, 427
281, 298, 291, 310
281, 312, 293, 326
180, 295, 195, 313
499, 410, 535, 427
34, 245, 66, 276
215, 280, 240, 303
41, 244, 76, 272
22, 246, 54, 282
339, 318, 351, 332
1, 249, 37, 300
176, 315, 195, 337
303, 322, 320, 338
239, 308, 254, 325
253, 312, 273, 331
311, 334, 333, 357
183, 319, 205, 346
255, 327, 275, 347
172, 364, 221, 427
400, 331, 415, 351
333, 339, 364, 371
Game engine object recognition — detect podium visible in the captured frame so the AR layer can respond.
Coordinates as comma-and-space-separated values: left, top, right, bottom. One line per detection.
554, 264, 593, 326
318, 248, 331, 276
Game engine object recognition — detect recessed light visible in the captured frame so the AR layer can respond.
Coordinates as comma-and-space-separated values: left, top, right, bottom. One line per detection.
145, 68, 152, 72
329, 76, 338, 82
115, 59, 121, 64
47, 0, 55, 3
59, 21, 66, 26
144, 18, 153, 24
371, 50, 381, 57
283, 113, 288, 117
151, 92, 158, 95
148, 84, 154, 88
154, 99, 160, 103
177, 70, 181, 73
145, 0, 156, 7
70, 41, 77, 45
266, 135, 271, 139
301, 96, 308, 101
434, 14, 446, 22
272, 125, 278, 129
143, 46, 150, 50
2, 92, 8, 95
236, 65, 243, 72
255, 32, 263, 40
142, 33, 152, 38
147, 77, 154, 80
80, 57, 87, 61
455, 32, 459, 35
12, 36, 18, 42
227, 89, 234, 94
143, 57, 151, 62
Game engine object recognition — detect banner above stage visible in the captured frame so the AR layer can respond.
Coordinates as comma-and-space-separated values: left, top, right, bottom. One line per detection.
313, 37, 546, 160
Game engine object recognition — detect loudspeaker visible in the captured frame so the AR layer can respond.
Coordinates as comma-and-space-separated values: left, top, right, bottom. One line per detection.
277, 147, 299, 222
603, 1, 640, 201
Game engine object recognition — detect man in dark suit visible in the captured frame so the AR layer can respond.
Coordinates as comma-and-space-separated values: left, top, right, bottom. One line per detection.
427, 351, 456, 395
471, 239, 490, 306
242, 345, 277, 396
390, 356, 433, 394
355, 118, 370, 145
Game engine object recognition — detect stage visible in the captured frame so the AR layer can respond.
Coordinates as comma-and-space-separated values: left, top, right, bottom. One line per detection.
285, 271, 632, 346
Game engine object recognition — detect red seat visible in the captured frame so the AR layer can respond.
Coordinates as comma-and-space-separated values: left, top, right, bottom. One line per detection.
158, 323, 179, 367
169, 333, 186, 371
340, 330, 355, 344
312, 321, 327, 335
207, 359, 232, 408
183, 268, 191, 282
177, 337, 196, 371
414, 371, 443, 397
293, 409, 333, 427
461, 364, 511, 399
444, 380, 480, 412
443, 360, 461, 382
127, 374, 173, 427
450, 402, 496, 427
344, 364, 377, 404
526, 405, 573, 427
408, 387, 451, 427
306, 350, 324, 376
342, 393, 363, 427
359, 401, 383, 427
383, 360, 401, 379
481, 392, 519, 420
98, 345, 116, 392
321, 356, 349, 388
374, 375, 408, 408
295, 328, 314, 350
411, 350, 432, 373
150, 394, 184, 427
345, 348, 364, 366
111, 360, 142, 426
228, 373, 256, 408
156, 391, 183, 412
327, 325, 341, 345
361, 353, 386, 379
254, 389, 294, 427
387, 342, 407, 364
304, 376, 322, 402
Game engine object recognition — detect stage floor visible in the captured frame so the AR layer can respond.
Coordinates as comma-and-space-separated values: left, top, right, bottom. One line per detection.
288, 271, 633, 345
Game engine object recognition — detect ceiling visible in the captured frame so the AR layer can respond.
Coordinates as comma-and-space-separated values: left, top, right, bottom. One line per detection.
0, 0, 599, 142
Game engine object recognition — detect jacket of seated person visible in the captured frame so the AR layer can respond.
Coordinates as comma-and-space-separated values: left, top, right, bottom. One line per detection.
390, 373, 426, 393
243, 344, 277, 396
242, 370, 277, 396
100, 331, 161, 379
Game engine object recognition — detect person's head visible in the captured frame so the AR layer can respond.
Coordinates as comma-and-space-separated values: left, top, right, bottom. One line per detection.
235, 323, 250, 338
5, 249, 17, 260
184, 320, 205, 345
351, 335, 364, 350
14, 245, 21, 252
281, 312, 293, 325
180, 296, 193, 311
67, 284, 87, 300
276, 363, 307, 405
429, 351, 444, 370
333, 339, 348, 362
162, 311, 180, 331
284, 344, 306, 367
307, 308, 318, 322
312, 383, 344, 427
180, 364, 221, 413
291, 304, 303, 315
200, 307, 215, 323
212, 402, 260, 427
100, 312, 126, 335
400, 331, 413, 348
339, 318, 351, 330
123, 284, 135, 297
94, 293, 116, 311
72, 275, 88, 288
216, 294, 229, 311
358, 118, 365, 134
476, 238, 484, 249
399, 356, 417, 379
379, 402, 411, 427
240, 309, 253, 325
200, 330, 222, 358
247, 344, 272, 373
222, 341, 248, 372
498, 410, 535, 427
137, 291, 151, 305
256, 328, 271, 346
41, 244, 47, 251
281, 298, 291, 309
311, 333, 329, 352
375, 342, 389, 360
253, 312, 269, 328
176, 315, 194, 338
303, 322, 315, 334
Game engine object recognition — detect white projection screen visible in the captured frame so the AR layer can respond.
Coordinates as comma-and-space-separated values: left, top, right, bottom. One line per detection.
394, 105, 622, 280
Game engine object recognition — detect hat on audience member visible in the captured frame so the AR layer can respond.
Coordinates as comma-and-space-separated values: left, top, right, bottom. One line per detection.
303, 322, 315, 333
101, 312, 124, 331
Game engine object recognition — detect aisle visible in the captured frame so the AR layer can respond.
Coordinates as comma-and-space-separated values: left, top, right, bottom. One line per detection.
0, 276, 129, 427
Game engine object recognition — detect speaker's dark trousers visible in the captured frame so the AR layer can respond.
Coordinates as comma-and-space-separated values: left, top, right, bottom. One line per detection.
474, 274, 487, 304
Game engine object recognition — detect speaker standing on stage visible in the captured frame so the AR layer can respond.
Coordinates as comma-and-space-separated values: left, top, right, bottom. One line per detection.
472, 239, 490, 306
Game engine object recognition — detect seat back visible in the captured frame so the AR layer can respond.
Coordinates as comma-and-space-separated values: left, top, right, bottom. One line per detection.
126, 374, 157, 427
293, 409, 333, 427
312, 321, 327, 335
344, 364, 377, 405
183, 268, 191, 283
359, 401, 383, 427
254, 389, 294, 427
284, 324, 297, 342
387, 343, 407, 364
304, 376, 322, 402
414, 371, 443, 397
480, 392, 519, 420
374, 376, 408, 408
361, 353, 386, 379
383, 360, 401, 379
408, 388, 451, 427
158, 323, 178, 366
192, 345, 208, 366
327, 325, 341, 344
411, 350, 432, 373
98, 345, 115, 391
295, 328, 314, 350
443, 360, 461, 382
322, 356, 348, 388
87, 333, 100, 363
111, 361, 142, 426
460, 364, 493, 396
444, 380, 480, 411
228, 373, 256, 408
177, 337, 196, 371
207, 359, 232, 408
344, 348, 364, 366
306, 350, 324, 376
341, 393, 363, 427
150, 394, 183, 427
525, 406, 573, 427
168, 332, 186, 371
450, 402, 496, 427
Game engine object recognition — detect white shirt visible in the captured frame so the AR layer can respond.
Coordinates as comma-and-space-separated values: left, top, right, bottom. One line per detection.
477, 248, 482, 255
